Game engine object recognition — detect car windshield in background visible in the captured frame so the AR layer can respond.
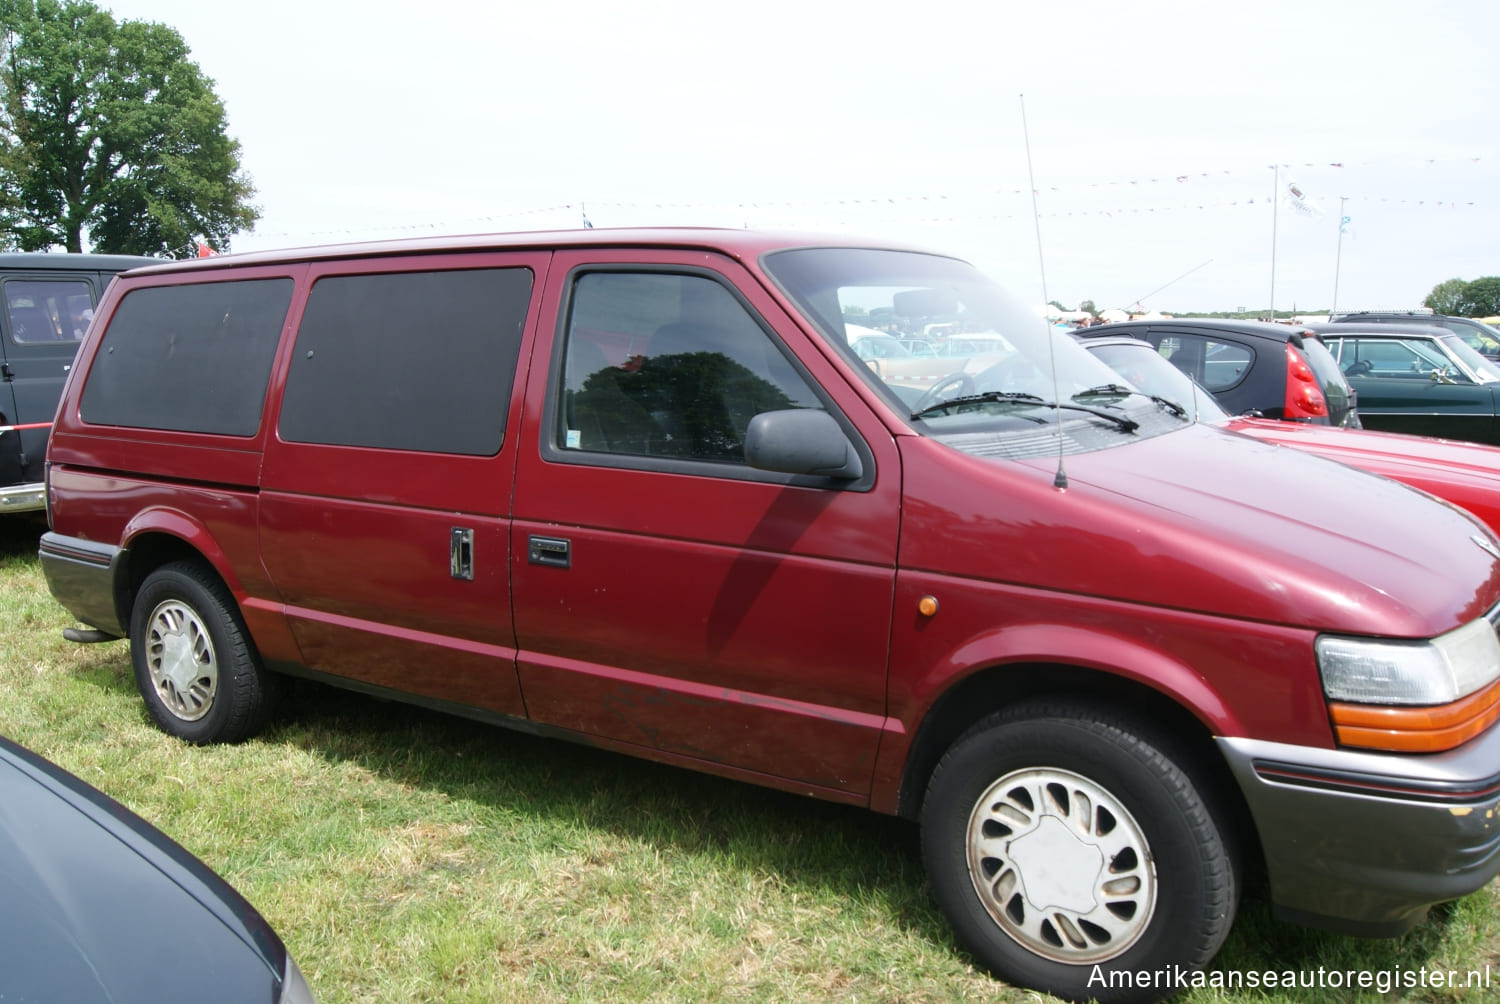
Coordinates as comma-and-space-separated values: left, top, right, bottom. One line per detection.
1443, 334, 1500, 383
762, 248, 1185, 451
1085, 341, 1230, 423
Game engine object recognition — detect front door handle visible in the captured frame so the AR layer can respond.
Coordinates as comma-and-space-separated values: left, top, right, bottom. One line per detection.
528, 535, 570, 569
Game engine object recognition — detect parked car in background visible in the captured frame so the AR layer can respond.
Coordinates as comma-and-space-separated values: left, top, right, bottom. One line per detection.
1310, 323, 1500, 445
1073, 318, 1360, 427
846, 322, 1010, 399
1328, 309, 1500, 361
39, 229, 1500, 1002
0, 733, 315, 1003
0, 252, 158, 513
1081, 334, 1500, 534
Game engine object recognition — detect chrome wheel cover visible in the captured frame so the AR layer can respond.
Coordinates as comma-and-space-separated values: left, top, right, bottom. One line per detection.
967, 767, 1157, 964
144, 600, 218, 722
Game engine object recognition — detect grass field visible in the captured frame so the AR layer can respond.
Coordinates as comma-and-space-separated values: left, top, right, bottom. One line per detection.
2, 515, 1497, 1003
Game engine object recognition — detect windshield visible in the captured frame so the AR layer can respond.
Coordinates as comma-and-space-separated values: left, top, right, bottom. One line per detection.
1440, 333, 1500, 383
763, 248, 1187, 457
1083, 341, 1230, 423
1447, 319, 1500, 357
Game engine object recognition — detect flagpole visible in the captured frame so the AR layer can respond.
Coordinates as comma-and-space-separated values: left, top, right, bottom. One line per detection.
1267, 164, 1279, 321
1332, 196, 1347, 314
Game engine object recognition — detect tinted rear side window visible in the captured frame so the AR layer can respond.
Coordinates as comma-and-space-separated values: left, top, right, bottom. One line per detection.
79, 279, 292, 435
278, 268, 531, 455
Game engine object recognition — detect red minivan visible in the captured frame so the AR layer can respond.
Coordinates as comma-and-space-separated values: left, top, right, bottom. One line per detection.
38, 230, 1500, 1003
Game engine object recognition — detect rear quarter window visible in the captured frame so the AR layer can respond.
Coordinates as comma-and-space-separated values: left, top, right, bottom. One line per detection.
79, 279, 293, 435
277, 268, 532, 456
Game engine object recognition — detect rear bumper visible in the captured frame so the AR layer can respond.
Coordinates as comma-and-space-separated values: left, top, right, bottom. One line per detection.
38, 532, 127, 638
0, 481, 46, 513
1218, 729, 1500, 937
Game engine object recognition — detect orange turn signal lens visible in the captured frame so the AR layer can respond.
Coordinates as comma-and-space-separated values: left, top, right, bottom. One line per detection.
1330, 677, 1500, 753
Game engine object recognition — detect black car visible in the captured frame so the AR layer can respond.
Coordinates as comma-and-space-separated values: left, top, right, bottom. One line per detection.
0, 252, 158, 513
1310, 322, 1500, 444
0, 733, 315, 1003
1328, 310, 1500, 361
1072, 318, 1360, 426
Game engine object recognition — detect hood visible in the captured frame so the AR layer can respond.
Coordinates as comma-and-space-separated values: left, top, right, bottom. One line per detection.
899, 423, 1500, 637
1225, 418, 1500, 536
0, 739, 285, 1003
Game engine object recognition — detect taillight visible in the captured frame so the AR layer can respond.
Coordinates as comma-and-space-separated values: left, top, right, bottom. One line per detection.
1283, 343, 1328, 420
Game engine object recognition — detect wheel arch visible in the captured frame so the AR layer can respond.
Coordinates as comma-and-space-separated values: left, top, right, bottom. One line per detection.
891, 661, 1260, 876
118, 522, 237, 629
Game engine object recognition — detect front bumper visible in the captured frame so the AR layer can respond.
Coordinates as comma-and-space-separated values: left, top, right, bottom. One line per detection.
38, 532, 128, 638
1219, 728, 1500, 937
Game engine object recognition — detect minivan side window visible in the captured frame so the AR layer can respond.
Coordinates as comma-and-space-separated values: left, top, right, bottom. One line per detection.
79, 279, 293, 436
5, 279, 95, 342
557, 271, 822, 462
278, 268, 532, 456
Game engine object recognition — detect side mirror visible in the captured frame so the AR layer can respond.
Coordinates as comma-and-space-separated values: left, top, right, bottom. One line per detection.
744, 409, 863, 479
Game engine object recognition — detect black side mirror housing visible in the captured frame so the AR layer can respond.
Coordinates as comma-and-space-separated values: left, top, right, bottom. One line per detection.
744, 409, 863, 479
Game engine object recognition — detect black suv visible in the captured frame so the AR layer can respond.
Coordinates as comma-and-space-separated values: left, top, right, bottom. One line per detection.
1328, 310, 1500, 361
1072, 318, 1360, 427
0, 252, 157, 513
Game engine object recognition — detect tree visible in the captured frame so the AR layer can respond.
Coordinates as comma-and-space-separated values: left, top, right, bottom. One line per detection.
1462, 277, 1500, 317
1425, 278, 1471, 315
0, 0, 257, 256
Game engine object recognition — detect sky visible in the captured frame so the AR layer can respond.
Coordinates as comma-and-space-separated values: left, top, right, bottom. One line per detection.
99, 0, 1500, 315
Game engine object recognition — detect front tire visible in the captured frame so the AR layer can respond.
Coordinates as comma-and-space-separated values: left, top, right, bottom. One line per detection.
130, 560, 275, 743
921, 702, 1239, 1003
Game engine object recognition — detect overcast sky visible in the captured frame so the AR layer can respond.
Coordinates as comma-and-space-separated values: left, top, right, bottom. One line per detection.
101, 0, 1499, 314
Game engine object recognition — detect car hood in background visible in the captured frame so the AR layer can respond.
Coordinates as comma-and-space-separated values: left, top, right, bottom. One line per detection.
1225, 417, 1500, 535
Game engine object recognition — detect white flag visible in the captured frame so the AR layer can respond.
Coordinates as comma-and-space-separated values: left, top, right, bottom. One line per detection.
1283, 180, 1323, 218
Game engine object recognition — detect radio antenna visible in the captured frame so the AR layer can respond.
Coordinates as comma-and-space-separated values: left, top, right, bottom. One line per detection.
1020, 93, 1068, 490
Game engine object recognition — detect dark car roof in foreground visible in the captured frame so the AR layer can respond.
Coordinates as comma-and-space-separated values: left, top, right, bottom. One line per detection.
0, 733, 287, 1001
1076, 317, 1318, 342
121, 227, 942, 277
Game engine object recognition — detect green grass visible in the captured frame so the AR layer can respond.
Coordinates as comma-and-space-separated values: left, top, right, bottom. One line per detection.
2, 517, 1497, 1003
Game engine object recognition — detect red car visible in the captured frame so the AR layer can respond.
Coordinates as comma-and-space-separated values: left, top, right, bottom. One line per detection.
1083, 334, 1500, 533
38, 231, 1500, 1003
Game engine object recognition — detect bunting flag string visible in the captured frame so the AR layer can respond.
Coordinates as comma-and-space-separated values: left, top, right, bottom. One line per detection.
236, 152, 1491, 245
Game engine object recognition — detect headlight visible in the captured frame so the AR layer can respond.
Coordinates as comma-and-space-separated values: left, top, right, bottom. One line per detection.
1318, 616, 1500, 753
1317, 617, 1500, 706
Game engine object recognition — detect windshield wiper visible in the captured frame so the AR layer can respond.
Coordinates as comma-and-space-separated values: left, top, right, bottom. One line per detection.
911, 391, 1047, 420
1148, 395, 1188, 418
912, 391, 1139, 432
1055, 402, 1139, 432
1074, 383, 1188, 422
1073, 383, 1137, 398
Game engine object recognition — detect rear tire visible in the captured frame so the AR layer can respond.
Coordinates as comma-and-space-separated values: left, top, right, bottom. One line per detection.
921, 702, 1239, 1003
130, 560, 275, 744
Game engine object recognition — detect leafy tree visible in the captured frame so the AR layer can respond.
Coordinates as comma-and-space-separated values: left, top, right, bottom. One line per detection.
1078, 299, 1097, 317
0, 0, 256, 256
1462, 277, 1500, 317
1425, 278, 1471, 315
